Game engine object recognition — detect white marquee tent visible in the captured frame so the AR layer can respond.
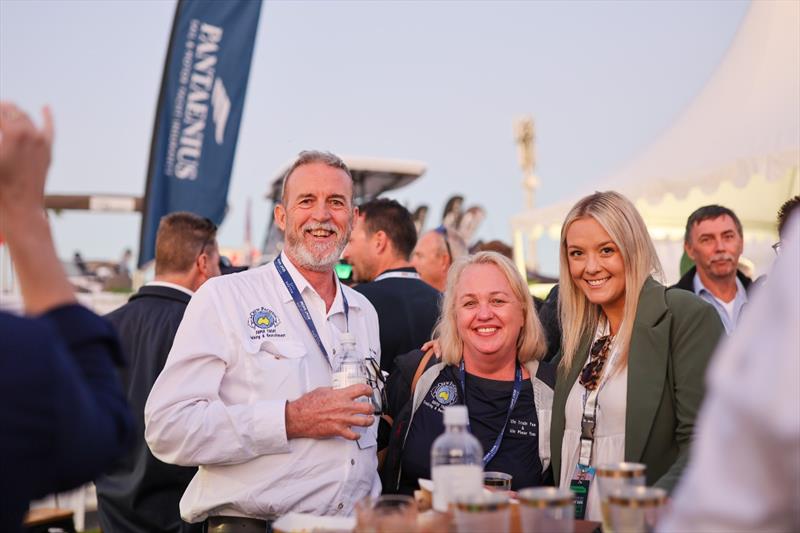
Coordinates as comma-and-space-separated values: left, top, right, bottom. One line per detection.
512, 0, 800, 282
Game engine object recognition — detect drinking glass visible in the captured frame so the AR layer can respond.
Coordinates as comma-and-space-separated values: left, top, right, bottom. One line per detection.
607, 486, 667, 533
595, 462, 646, 532
517, 487, 574, 533
483, 471, 513, 491
355, 494, 418, 533
453, 492, 511, 533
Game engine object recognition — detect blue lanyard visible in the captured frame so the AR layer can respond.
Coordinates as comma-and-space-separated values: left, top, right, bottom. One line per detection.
458, 359, 523, 467
274, 255, 349, 366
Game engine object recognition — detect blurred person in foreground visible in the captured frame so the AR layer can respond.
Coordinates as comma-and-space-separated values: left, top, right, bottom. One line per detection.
144, 151, 380, 530
342, 198, 441, 375
658, 211, 800, 531
381, 251, 554, 494
411, 225, 467, 292
95, 212, 221, 533
550, 191, 723, 521
0, 102, 133, 531
673, 205, 753, 334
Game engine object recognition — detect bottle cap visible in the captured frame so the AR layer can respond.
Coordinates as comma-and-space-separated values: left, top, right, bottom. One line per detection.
443, 405, 469, 426
339, 331, 357, 347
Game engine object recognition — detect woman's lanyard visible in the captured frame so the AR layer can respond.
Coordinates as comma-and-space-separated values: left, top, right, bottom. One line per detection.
274, 255, 349, 366
578, 339, 620, 467
458, 359, 523, 467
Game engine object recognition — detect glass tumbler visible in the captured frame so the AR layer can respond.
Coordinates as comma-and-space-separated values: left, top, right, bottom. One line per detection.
483, 471, 513, 491
453, 492, 511, 533
517, 487, 575, 533
355, 494, 418, 533
607, 486, 667, 533
595, 462, 646, 532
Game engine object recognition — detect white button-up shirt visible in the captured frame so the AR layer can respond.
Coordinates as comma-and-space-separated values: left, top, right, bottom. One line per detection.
144, 252, 381, 523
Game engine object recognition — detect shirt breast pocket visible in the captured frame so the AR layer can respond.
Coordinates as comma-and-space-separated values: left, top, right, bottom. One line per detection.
357, 422, 378, 450
245, 339, 308, 400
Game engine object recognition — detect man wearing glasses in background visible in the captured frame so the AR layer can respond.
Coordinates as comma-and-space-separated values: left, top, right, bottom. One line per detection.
411, 225, 467, 292
145, 151, 381, 532
96, 212, 220, 533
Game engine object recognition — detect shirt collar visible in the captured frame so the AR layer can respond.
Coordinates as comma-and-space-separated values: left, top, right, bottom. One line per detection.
376, 266, 418, 276
276, 251, 360, 313
146, 280, 194, 297
735, 276, 747, 300
693, 272, 748, 303
692, 272, 707, 295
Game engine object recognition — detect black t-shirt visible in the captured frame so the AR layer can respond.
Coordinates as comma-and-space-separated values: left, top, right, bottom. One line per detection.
399, 365, 546, 494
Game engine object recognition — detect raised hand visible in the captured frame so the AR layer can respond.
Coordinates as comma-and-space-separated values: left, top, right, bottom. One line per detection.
0, 102, 54, 217
0, 102, 73, 314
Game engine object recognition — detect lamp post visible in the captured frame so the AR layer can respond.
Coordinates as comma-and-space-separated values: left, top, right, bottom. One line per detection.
514, 115, 540, 272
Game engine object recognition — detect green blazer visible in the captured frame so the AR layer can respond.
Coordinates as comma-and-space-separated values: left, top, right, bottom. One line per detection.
550, 277, 724, 492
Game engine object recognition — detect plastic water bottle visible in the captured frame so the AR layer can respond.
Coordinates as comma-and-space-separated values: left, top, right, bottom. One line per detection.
431, 405, 484, 512
331, 332, 369, 390
332, 332, 375, 439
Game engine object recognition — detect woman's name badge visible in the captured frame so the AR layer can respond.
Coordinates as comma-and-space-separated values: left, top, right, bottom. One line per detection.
568, 463, 595, 520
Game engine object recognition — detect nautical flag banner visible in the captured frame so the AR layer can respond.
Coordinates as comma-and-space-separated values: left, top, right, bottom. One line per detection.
138, 0, 262, 267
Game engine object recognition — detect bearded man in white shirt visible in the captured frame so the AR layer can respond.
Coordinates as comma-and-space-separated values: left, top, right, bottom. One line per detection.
145, 151, 381, 532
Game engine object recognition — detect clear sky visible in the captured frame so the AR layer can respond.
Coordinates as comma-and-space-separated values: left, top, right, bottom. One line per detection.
0, 0, 750, 275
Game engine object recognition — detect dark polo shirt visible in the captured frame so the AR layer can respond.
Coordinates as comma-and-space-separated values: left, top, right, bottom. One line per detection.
354, 267, 441, 374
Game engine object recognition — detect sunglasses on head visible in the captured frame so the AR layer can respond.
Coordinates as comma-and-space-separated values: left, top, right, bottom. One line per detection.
434, 225, 452, 262
579, 335, 613, 391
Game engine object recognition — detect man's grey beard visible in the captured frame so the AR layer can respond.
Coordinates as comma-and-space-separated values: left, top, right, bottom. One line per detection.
284, 222, 351, 273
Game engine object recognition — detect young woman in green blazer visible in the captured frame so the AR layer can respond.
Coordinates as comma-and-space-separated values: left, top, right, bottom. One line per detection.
550, 191, 724, 522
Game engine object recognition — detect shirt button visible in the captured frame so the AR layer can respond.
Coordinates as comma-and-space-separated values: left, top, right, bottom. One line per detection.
351, 459, 355, 465
338, 503, 344, 510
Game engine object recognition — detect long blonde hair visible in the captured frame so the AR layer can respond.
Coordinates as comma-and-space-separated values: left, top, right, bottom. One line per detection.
433, 251, 547, 365
558, 191, 663, 373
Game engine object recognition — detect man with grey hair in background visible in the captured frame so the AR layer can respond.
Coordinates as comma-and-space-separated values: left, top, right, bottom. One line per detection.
411, 225, 467, 292
673, 204, 753, 334
145, 151, 381, 532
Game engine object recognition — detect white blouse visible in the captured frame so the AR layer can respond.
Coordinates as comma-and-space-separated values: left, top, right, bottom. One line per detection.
559, 340, 628, 522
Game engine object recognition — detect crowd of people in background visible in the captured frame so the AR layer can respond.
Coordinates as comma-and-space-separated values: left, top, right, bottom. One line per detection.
1, 100, 798, 533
